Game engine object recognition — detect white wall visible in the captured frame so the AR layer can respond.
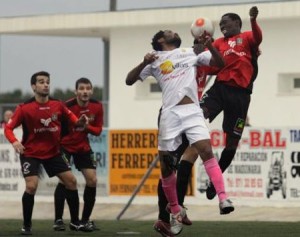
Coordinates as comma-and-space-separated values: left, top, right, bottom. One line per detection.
109, 6, 300, 129
250, 18, 300, 127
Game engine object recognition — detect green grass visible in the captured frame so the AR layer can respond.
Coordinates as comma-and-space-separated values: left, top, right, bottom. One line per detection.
0, 220, 299, 237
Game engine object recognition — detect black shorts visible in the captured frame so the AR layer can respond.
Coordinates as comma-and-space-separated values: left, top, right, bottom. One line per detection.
200, 81, 251, 138
20, 155, 71, 178
61, 148, 96, 171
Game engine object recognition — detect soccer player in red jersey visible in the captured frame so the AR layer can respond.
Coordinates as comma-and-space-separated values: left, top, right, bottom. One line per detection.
4, 71, 91, 235
53, 77, 103, 231
200, 6, 263, 200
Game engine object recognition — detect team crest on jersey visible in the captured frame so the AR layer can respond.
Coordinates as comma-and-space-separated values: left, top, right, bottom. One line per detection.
51, 113, 58, 121
236, 38, 243, 45
89, 114, 95, 122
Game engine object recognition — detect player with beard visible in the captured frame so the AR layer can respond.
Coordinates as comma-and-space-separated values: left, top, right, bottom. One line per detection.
53, 77, 103, 232
4, 71, 92, 235
153, 39, 219, 237
126, 30, 234, 235
200, 6, 263, 200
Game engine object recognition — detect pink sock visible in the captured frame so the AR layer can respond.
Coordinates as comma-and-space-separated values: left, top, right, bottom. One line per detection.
161, 172, 180, 214
203, 158, 227, 202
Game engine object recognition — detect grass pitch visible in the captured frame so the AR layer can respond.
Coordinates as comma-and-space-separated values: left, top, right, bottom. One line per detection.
0, 220, 299, 237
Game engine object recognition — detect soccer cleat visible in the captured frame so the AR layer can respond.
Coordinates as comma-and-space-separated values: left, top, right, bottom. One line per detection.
170, 207, 185, 235
86, 220, 100, 231
153, 219, 174, 237
206, 182, 217, 200
53, 219, 66, 231
219, 199, 235, 215
21, 226, 32, 235
69, 221, 93, 232
166, 203, 192, 225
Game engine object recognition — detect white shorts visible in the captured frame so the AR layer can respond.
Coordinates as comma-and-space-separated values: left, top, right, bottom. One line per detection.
158, 103, 210, 151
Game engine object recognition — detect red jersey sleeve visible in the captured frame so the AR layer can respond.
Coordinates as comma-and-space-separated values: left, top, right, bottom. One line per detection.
62, 104, 78, 125
86, 103, 103, 136
250, 19, 262, 46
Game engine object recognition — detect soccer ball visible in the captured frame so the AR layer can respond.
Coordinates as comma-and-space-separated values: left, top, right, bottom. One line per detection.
190, 17, 215, 38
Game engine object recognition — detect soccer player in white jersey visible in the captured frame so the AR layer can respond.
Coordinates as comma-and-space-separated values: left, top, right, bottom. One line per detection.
126, 30, 234, 235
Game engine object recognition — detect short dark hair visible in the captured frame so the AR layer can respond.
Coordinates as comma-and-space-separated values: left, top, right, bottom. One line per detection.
222, 13, 242, 28
151, 30, 165, 51
31, 71, 50, 85
75, 77, 92, 89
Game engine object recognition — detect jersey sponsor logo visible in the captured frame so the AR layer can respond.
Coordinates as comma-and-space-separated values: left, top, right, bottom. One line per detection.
40, 118, 52, 127
159, 60, 188, 75
228, 40, 236, 48
23, 162, 31, 175
35, 117, 59, 133
160, 60, 174, 74
224, 48, 246, 57
224, 39, 246, 57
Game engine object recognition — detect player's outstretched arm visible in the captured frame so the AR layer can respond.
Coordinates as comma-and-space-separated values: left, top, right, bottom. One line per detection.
249, 6, 258, 20
125, 52, 158, 86
249, 6, 262, 45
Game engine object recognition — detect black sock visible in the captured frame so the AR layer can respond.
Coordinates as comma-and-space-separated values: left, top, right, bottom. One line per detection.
157, 179, 169, 223
172, 134, 189, 159
54, 183, 66, 221
177, 160, 193, 205
219, 148, 237, 173
81, 186, 96, 222
65, 189, 79, 223
22, 192, 34, 228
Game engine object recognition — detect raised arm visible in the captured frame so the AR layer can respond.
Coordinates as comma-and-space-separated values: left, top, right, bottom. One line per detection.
204, 36, 225, 68
249, 6, 262, 45
125, 52, 158, 86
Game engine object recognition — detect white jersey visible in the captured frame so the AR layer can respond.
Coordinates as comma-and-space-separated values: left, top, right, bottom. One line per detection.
140, 48, 211, 110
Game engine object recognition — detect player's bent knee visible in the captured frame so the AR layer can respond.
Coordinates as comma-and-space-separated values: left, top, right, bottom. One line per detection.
60, 172, 77, 189
25, 186, 37, 194
86, 177, 97, 187
158, 151, 179, 177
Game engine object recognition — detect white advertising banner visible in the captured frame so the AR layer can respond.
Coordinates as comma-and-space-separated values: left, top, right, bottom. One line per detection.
0, 128, 109, 198
1, 127, 300, 206
0, 128, 24, 198
195, 127, 294, 202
